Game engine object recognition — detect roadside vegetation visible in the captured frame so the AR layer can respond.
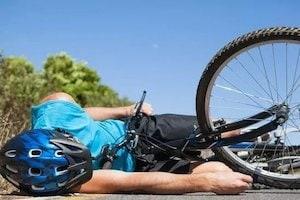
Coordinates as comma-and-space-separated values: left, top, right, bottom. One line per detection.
0, 52, 132, 192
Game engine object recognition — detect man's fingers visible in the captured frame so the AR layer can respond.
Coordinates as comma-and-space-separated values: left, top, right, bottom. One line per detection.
233, 172, 253, 183
240, 174, 253, 183
240, 181, 251, 190
142, 102, 154, 115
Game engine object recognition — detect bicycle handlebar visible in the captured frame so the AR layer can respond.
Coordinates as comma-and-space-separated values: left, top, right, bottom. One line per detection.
134, 90, 146, 117
99, 91, 147, 169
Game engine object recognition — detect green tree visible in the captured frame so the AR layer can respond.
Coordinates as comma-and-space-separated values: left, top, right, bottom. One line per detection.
42, 53, 131, 106
97, 85, 131, 106
0, 56, 44, 119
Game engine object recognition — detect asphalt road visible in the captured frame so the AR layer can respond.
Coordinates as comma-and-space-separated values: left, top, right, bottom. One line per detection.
1, 189, 300, 200
1, 151, 299, 199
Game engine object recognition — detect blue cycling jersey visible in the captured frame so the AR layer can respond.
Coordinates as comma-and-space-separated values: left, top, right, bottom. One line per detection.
31, 100, 135, 171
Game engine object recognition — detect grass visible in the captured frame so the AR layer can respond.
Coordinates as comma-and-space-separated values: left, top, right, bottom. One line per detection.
0, 110, 29, 193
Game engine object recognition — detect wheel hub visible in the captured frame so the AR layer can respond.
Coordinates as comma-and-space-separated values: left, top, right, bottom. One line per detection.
276, 104, 290, 125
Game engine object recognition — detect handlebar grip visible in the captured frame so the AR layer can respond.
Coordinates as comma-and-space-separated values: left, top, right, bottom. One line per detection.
102, 161, 113, 169
135, 91, 146, 116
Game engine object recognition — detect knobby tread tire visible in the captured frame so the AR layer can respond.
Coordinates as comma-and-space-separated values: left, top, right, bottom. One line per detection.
196, 27, 300, 189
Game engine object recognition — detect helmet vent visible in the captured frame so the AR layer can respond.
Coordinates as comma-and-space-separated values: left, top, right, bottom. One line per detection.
6, 165, 18, 173
55, 166, 68, 176
5, 150, 16, 158
6, 175, 19, 186
28, 149, 42, 157
57, 180, 67, 187
28, 168, 42, 176
54, 150, 64, 157
64, 143, 82, 152
31, 185, 45, 191
63, 133, 71, 138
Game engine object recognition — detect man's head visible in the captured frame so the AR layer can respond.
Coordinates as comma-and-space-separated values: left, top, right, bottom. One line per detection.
0, 129, 92, 195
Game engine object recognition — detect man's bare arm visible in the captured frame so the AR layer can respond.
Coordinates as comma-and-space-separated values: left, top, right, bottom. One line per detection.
72, 169, 252, 194
84, 106, 131, 121
85, 103, 153, 120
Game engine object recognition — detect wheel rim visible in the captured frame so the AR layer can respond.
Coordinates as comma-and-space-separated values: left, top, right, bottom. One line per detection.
205, 39, 300, 179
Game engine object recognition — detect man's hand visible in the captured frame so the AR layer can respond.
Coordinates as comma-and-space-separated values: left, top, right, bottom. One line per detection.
203, 171, 253, 194
127, 102, 154, 116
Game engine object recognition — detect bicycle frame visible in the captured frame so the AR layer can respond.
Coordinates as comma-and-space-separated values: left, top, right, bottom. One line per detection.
101, 93, 291, 167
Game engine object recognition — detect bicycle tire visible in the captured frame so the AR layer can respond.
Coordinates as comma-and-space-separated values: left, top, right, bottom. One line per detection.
196, 27, 300, 189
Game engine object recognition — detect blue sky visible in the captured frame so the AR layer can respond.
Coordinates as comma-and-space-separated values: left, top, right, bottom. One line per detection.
1, 0, 299, 114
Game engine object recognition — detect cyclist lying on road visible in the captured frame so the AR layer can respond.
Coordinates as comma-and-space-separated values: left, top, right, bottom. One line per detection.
0, 92, 252, 195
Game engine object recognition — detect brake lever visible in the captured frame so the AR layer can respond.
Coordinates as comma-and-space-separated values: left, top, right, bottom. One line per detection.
134, 90, 147, 117
126, 91, 147, 130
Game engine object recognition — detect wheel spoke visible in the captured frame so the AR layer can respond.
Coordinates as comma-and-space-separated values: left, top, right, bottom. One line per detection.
284, 69, 300, 102
215, 84, 273, 105
286, 43, 288, 99
246, 142, 259, 162
216, 116, 273, 122
212, 95, 264, 109
258, 47, 275, 102
233, 58, 273, 101
272, 44, 279, 102
287, 48, 300, 105
247, 50, 284, 102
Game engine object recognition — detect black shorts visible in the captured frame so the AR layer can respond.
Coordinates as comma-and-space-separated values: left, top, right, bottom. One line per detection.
133, 114, 200, 174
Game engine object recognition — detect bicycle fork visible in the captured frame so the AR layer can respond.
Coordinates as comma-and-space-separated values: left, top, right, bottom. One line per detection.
192, 103, 289, 148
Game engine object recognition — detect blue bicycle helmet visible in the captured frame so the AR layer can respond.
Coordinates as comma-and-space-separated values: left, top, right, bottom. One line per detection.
0, 129, 92, 196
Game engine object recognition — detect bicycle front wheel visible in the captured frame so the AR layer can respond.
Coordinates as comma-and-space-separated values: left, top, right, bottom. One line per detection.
196, 27, 300, 188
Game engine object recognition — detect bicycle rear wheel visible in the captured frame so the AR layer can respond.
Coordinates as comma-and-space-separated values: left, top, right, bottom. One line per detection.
196, 27, 300, 188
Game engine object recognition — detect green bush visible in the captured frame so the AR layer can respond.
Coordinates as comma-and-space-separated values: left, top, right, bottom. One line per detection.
42, 52, 131, 106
